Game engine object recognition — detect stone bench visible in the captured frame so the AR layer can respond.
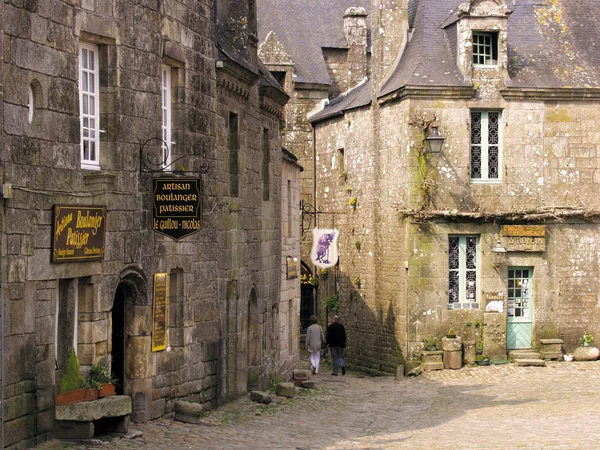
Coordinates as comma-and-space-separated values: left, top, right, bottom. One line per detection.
55, 395, 132, 439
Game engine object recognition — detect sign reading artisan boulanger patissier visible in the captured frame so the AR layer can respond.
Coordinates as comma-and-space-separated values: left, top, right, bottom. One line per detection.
52, 205, 106, 262
152, 178, 202, 241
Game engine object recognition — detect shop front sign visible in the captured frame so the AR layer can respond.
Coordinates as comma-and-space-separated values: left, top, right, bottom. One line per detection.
501, 225, 545, 252
52, 205, 106, 263
152, 178, 202, 241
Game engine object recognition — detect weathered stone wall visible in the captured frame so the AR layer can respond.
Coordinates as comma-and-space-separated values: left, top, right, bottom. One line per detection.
2, 1, 288, 447
280, 156, 302, 378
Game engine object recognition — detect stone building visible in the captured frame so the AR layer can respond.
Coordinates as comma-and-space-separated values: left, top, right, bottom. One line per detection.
260, 0, 600, 374
257, 0, 371, 330
0, 0, 299, 448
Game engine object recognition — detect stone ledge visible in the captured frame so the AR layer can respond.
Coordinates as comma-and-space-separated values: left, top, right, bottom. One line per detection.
55, 395, 132, 422
515, 359, 546, 367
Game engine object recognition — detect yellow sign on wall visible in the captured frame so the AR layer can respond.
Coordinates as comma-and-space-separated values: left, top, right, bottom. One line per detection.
152, 273, 169, 352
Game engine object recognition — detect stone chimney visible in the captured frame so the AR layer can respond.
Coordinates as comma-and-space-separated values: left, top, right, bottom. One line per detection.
371, 0, 409, 93
343, 7, 368, 89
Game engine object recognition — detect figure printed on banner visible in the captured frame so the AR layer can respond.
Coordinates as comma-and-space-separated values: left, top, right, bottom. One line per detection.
310, 228, 340, 269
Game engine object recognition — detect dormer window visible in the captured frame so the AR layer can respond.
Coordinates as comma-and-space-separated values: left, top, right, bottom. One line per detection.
472, 32, 498, 66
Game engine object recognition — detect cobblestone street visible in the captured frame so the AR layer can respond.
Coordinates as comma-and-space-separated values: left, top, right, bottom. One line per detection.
37, 360, 600, 450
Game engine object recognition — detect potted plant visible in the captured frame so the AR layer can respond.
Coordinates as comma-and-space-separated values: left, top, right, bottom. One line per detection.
446, 328, 457, 338
88, 358, 117, 397
56, 349, 87, 406
423, 335, 438, 351
579, 332, 594, 347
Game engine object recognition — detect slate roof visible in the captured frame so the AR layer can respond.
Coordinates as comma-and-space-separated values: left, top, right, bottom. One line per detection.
257, 0, 371, 85
381, 0, 600, 96
308, 80, 371, 124
379, 0, 469, 97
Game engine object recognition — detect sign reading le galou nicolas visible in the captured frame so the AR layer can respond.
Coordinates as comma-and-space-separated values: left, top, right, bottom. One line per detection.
153, 178, 202, 241
52, 205, 106, 263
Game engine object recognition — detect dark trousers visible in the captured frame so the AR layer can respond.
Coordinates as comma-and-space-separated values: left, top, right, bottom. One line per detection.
330, 346, 345, 374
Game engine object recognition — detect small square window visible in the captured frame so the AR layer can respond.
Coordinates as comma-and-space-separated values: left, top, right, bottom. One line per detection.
472, 32, 498, 66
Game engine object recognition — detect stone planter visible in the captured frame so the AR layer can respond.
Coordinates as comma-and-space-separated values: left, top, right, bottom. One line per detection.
539, 338, 563, 360
421, 350, 444, 371
463, 341, 476, 365
441, 336, 463, 369
573, 346, 600, 361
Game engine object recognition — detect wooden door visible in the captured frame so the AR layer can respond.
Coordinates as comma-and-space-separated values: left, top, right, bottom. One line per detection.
507, 267, 533, 349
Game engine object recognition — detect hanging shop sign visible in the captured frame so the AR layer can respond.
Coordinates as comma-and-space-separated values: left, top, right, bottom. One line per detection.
286, 256, 298, 279
310, 228, 340, 269
152, 273, 169, 352
152, 178, 202, 241
52, 205, 106, 263
501, 225, 545, 252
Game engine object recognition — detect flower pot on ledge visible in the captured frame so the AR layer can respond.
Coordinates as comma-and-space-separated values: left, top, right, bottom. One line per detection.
99, 383, 116, 398
55, 388, 87, 406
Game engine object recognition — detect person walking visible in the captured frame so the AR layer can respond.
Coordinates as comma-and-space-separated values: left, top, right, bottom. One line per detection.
305, 315, 325, 374
326, 315, 347, 376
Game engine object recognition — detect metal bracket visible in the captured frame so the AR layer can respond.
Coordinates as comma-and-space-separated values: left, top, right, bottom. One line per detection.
300, 201, 344, 235
139, 138, 209, 174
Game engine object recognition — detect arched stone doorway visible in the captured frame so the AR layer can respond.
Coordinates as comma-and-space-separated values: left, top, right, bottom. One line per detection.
111, 268, 150, 423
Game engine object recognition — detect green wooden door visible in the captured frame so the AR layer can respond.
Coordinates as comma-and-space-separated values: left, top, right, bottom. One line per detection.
507, 267, 533, 349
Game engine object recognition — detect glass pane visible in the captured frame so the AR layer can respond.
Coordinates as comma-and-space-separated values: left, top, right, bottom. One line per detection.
82, 96, 88, 115
81, 49, 88, 69
83, 117, 89, 129
89, 73, 95, 93
82, 74, 88, 92
449, 271, 459, 303
83, 141, 89, 160
466, 237, 477, 269
89, 96, 95, 115
448, 237, 459, 270
488, 146, 499, 178
90, 141, 96, 161
88, 50, 94, 71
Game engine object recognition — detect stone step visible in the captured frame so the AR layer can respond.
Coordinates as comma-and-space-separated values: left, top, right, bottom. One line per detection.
515, 359, 546, 367
508, 350, 541, 360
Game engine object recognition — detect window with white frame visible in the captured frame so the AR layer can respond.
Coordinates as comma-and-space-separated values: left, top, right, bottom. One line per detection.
79, 43, 101, 169
161, 65, 172, 169
448, 236, 479, 309
470, 110, 501, 182
472, 32, 498, 66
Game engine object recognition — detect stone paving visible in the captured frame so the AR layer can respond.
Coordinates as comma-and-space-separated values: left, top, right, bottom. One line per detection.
36, 360, 600, 450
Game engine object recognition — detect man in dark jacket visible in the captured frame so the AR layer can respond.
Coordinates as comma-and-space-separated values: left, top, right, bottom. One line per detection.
326, 315, 347, 376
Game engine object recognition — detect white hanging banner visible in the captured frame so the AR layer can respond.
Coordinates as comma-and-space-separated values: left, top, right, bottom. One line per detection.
310, 228, 340, 269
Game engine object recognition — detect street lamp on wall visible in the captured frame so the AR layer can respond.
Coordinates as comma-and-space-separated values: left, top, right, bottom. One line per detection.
492, 240, 507, 267
424, 125, 445, 153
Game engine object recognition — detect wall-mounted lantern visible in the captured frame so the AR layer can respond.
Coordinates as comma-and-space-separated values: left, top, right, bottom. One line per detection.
424, 125, 445, 153
492, 240, 507, 267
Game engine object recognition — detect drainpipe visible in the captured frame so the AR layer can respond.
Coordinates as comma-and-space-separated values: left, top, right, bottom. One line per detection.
312, 126, 318, 318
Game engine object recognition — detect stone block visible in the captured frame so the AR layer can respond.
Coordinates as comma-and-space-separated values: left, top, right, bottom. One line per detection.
275, 382, 295, 398
443, 351, 462, 370
573, 346, 600, 361
249, 390, 273, 404
539, 339, 563, 361
55, 395, 132, 422
54, 421, 94, 439
174, 400, 207, 423
395, 365, 404, 380
515, 359, 546, 367
420, 350, 444, 371
301, 381, 316, 389
293, 369, 310, 386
